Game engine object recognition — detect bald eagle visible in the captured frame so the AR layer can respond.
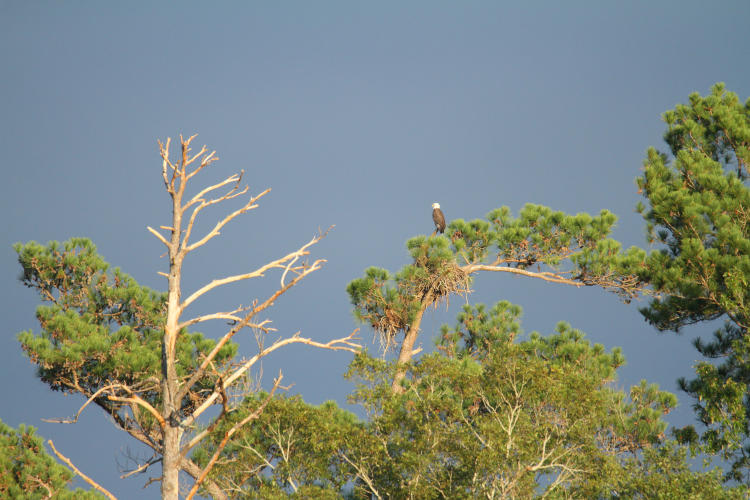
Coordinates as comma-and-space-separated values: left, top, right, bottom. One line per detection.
432, 202, 446, 234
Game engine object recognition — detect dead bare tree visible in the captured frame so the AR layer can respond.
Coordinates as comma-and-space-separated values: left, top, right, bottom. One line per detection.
146, 135, 360, 499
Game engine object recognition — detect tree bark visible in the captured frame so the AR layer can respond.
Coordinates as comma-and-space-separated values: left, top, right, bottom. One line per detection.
181, 459, 228, 500
162, 178, 185, 500
391, 291, 433, 393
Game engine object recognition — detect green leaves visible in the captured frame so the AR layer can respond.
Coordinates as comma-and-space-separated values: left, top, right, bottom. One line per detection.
195, 394, 364, 498
339, 301, 726, 499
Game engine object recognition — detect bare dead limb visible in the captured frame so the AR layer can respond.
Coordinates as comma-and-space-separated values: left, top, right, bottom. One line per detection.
181, 181, 257, 251
184, 173, 241, 210
48, 440, 118, 500
107, 394, 166, 429
184, 188, 270, 253
120, 456, 162, 479
41, 384, 119, 424
340, 453, 383, 500
159, 137, 174, 191
181, 180, 249, 249
146, 226, 170, 248
28, 475, 53, 499
180, 230, 328, 312
176, 253, 328, 405
182, 329, 360, 429
184, 373, 284, 500
185, 149, 217, 181
179, 312, 272, 330
461, 263, 585, 287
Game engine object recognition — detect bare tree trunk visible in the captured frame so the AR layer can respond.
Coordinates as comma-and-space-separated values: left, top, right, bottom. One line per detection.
162, 177, 185, 500
146, 136, 359, 498
161, 423, 181, 500
391, 291, 432, 393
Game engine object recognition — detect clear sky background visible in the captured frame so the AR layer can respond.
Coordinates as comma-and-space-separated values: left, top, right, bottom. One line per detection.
2, 2, 749, 498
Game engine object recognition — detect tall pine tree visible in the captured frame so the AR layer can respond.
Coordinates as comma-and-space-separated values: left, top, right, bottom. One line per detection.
637, 83, 750, 482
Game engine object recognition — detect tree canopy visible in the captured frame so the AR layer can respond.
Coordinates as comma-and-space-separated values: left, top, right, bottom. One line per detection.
637, 83, 750, 482
348, 204, 648, 392
8, 85, 750, 498
198, 301, 742, 499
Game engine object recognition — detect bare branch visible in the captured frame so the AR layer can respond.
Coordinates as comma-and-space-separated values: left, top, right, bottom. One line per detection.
184, 188, 271, 253
179, 459, 228, 500
184, 373, 284, 500
48, 440, 118, 500
183, 172, 243, 211
462, 264, 584, 287
182, 329, 360, 429
28, 475, 53, 499
177, 258, 326, 405
180, 178, 252, 251
181, 230, 327, 312
107, 394, 166, 429
41, 384, 117, 424
146, 226, 170, 248
120, 456, 162, 479
185, 148, 218, 181
158, 137, 178, 192
341, 453, 383, 500
178, 311, 271, 330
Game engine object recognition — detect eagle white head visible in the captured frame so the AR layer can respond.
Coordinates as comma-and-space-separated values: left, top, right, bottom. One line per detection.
432, 202, 440, 209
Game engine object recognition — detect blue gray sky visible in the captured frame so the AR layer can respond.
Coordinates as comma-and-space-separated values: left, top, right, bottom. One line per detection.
2, 2, 749, 497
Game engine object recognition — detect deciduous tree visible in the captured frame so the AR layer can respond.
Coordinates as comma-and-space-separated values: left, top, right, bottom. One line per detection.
197, 301, 743, 499
342, 301, 742, 499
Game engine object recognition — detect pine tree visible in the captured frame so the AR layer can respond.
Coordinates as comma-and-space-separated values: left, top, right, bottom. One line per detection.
14, 136, 359, 499
0, 418, 103, 499
347, 203, 648, 392
637, 83, 750, 482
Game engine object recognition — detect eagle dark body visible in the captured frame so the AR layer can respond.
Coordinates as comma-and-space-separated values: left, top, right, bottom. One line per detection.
432, 203, 446, 234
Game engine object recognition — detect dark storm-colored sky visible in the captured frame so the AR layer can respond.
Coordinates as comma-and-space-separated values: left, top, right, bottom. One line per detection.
2, 2, 749, 497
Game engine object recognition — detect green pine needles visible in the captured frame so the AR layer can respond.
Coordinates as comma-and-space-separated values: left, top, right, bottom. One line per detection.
637, 83, 750, 482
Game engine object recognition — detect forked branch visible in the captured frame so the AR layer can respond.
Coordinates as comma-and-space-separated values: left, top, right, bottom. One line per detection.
183, 188, 270, 253
177, 252, 327, 404
180, 229, 328, 313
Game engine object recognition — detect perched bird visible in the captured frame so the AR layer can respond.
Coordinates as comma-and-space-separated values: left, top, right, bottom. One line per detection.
432, 202, 446, 234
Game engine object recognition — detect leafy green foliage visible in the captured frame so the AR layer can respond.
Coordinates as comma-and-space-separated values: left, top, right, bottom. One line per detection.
341, 302, 742, 499
195, 394, 364, 498
637, 83, 750, 481
14, 239, 237, 443
0, 418, 102, 499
